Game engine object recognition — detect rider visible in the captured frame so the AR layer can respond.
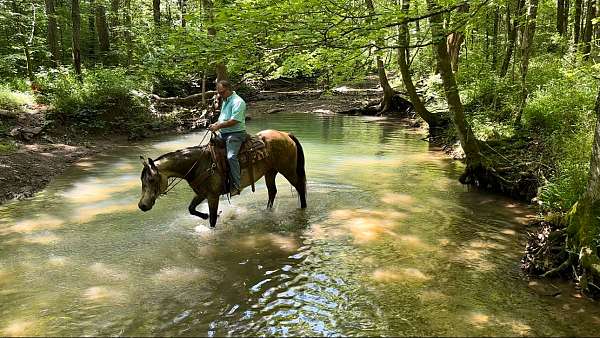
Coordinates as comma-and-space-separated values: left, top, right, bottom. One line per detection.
208, 80, 247, 196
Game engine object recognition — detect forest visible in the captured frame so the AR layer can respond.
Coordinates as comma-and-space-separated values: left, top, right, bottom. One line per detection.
1, 0, 600, 310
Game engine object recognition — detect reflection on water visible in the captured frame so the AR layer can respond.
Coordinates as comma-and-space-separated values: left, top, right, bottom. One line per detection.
0, 113, 599, 336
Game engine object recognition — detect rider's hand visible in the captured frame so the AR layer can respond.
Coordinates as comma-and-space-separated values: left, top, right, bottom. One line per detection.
208, 123, 219, 132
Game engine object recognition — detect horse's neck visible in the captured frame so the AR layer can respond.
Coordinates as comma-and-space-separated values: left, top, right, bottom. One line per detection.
156, 150, 207, 179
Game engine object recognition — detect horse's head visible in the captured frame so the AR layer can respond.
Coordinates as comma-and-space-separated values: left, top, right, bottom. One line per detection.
138, 156, 167, 211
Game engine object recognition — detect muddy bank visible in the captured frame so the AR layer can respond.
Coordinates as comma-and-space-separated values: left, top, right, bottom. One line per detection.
0, 143, 106, 204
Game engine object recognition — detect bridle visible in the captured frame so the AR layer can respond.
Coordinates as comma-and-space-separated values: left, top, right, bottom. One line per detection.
158, 130, 217, 197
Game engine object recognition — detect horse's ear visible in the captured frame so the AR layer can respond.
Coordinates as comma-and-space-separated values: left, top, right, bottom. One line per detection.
148, 158, 158, 171
140, 155, 148, 167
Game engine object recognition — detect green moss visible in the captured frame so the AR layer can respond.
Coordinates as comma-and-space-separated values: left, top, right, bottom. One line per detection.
0, 140, 17, 154
564, 199, 600, 284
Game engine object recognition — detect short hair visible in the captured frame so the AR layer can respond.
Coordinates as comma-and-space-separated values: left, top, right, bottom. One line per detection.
216, 80, 232, 91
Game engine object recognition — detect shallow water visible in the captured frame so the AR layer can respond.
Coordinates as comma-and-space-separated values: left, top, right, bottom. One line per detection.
1, 112, 599, 336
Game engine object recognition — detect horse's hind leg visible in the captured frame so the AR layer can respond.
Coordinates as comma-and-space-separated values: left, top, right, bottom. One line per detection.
280, 171, 307, 209
188, 195, 208, 219
207, 195, 219, 228
265, 170, 278, 209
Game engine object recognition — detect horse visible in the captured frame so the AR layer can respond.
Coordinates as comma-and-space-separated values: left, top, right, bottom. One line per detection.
138, 129, 307, 227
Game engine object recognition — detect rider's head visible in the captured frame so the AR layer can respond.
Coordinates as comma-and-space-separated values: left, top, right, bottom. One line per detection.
216, 80, 233, 99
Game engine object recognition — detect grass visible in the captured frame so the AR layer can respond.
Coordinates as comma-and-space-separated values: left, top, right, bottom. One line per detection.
0, 86, 34, 113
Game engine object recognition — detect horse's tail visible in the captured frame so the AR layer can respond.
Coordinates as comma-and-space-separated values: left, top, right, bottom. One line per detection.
288, 133, 307, 207
288, 133, 306, 184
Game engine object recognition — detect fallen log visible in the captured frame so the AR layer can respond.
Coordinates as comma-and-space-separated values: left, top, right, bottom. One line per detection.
151, 91, 217, 106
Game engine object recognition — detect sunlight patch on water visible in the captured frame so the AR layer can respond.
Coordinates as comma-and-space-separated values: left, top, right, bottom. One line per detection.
89, 262, 129, 281
75, 161, 95, 168
380, 193, 414, 206
469, 312, 490, 326
453, 248, 497, 272
466, 311, 532, 335
0, 267, 12, 282
331, 209, 406, 244
418, 290, 449, 303
153, 267, 206, 284
72, 202, 137, 223
1, 215, 64, 235
82, 286, 127, 303
114, 161, 135, 172
235, 233, 300, 253
48, 255, 70, 267
21, 233, 60, 245
2, 319, 39, 337
61, 177, 139, 204
371, 267, 430, 283
469, 240, 506, 251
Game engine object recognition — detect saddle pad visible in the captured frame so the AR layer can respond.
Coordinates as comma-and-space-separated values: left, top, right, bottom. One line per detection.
209, 134, 268, 170
238, 135, 268, 168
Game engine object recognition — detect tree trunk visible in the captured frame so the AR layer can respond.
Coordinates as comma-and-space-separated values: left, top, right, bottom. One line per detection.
110, 0, 120, 39
72, 0, 82, 81
492, 5, 499, 69
203, 0, 227, 81
365, 0, 394, 113
446, 3, 469, 72
88, 0, 96, 60
166, 0, 173, 27
17, 1, 36, 83
45, 0, 61, 67
558, 0, 566, 35
95, 4, 110, 54
516, 0, 539, 126
501, 0, 524, 77
153, 0, 160, 26
398, 0, 439, 127
180, 0, 186, 27
582, 0, 595, 58
427, 0, 482, 168
125, 0, 132, 66
575, 0, 583, 43
565, 0, 570, 36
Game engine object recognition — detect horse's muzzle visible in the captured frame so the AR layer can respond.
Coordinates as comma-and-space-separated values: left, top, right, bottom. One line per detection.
138, 202, 152, 211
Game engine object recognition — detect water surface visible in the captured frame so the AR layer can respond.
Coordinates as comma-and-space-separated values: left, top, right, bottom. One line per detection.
1, 112, 599, 336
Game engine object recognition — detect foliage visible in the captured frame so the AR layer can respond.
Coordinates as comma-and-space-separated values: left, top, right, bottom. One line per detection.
38, 68, 152, 137
0, 86, 34, 113
0, 139, 17, 154
539, 131, 592, 211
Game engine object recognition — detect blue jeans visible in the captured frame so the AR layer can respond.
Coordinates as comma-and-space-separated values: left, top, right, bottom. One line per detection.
220, 131, 245, 190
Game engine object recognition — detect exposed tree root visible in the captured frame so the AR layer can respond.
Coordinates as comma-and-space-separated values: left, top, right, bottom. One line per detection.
521, 216, 600, 298
457, 159, 540, 202
338, 93, 414, 116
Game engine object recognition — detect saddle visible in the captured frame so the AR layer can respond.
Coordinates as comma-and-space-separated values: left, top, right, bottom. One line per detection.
208, 133, 268, 194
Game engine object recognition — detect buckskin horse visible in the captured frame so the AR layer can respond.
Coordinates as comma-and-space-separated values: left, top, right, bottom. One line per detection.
138, 130, 307, 227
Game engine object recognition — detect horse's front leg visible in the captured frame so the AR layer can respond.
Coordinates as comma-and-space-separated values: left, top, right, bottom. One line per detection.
188, 194, 208, 219
207, 195, 220, 228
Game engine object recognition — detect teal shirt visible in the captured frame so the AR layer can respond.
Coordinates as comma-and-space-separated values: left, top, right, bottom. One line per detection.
218, 91, 246, 134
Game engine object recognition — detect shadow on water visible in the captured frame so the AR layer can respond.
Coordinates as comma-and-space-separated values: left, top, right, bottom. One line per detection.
1, 112, 600, 336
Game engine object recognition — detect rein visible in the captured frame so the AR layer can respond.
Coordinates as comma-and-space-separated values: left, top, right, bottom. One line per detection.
160, 160, 199, 196
159, 130, 214, 197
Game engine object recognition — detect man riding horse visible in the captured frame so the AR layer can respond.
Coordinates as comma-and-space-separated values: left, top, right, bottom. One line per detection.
208, 80, 246, 196
138, 80, 307, 228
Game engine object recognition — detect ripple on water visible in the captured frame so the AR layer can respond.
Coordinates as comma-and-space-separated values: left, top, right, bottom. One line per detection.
2, 112, 600, 336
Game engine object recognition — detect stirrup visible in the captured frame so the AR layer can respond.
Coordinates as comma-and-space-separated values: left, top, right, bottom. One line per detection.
230, 187, 241, 196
